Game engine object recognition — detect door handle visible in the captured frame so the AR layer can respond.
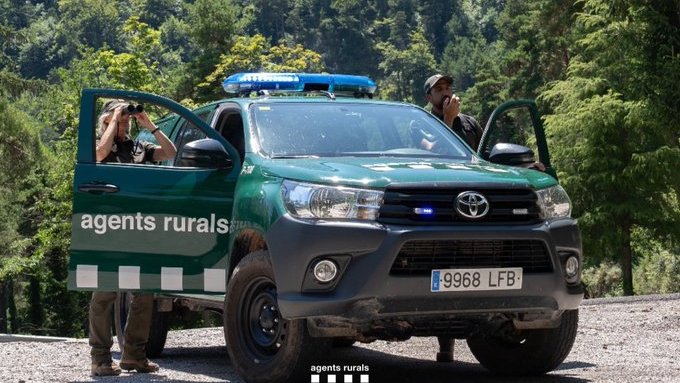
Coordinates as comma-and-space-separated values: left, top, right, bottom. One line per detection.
79, 183, 119, 194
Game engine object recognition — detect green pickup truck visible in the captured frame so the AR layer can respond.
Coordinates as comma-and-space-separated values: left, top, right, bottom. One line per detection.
69, 73, 583, 383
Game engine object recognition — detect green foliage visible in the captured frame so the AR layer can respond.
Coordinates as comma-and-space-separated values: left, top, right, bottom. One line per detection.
240, 0, 290, 43
440, 0, 486, 93
377, 30, 437, 103
130, 0, 186, 29
31, 127, 89, 336
541, 0, 680, 295
16, 16, 64, 78
0, 0, 48, 29
0, 94, 49, 333
317, 0, 381, 77
201, 34, 324, 100
156, 16, 192, 99
632, 230, 680, 295
187, 0, 237, 52
494, 0, 579, 97
0, 70, 47, 100
453, 0, 581, 125
635, 249, 680, 295
417, 0, 454, 59
0, 95, 43, 212
0, 99, 44, 231
57, 0, 123, 52
462, 0, 503, 42
582, 261, 623, 298
175, 0, 240, 101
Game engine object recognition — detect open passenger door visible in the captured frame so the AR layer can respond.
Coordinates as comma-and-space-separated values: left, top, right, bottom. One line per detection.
68, 89, 240, 294
478, 99, 556, 179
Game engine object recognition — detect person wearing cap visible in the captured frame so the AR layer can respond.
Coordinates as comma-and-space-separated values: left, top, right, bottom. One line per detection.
422, 75, 547, 172
89, 100, 176, 376
423, 74, 483, 150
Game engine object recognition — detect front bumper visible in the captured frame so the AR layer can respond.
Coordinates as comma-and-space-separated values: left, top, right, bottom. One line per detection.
266, 215, 583, 320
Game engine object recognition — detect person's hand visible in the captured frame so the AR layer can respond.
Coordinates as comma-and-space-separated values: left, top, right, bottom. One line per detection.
442, 95, 461, 126
421, 138, 437, 151
111, 106, 124, 122
135, 112, 154, 131
529, 161, 547, 172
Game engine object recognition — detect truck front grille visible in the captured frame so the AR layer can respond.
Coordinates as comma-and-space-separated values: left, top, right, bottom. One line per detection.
390, 239, 552, 275
378, 186, 541, 225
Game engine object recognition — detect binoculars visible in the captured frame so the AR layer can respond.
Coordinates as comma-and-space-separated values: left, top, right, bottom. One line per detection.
121, 104, 144, 115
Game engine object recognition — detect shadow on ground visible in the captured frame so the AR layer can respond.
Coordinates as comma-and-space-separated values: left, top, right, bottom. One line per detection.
73, 343, 595, 383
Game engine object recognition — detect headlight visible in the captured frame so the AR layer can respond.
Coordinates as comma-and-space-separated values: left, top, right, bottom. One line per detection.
536, 185, 572, 219
281, 180, 384, 220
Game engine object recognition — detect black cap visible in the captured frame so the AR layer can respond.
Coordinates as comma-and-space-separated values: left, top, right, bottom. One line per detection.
424, 74, 453, 94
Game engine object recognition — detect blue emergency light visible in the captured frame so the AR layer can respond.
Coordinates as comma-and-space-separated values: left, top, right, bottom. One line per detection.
222, 73, 377, 98
414, 207, 435, 216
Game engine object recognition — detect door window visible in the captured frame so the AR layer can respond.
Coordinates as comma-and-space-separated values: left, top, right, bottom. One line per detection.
167, 110, 212, 166
215, 108, 246, 162
94, 97, 180, 165
479, 100, 554, 177
481, 108, 539, 160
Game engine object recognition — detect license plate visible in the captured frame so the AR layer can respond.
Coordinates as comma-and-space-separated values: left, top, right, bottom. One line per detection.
431, 267, 523, 292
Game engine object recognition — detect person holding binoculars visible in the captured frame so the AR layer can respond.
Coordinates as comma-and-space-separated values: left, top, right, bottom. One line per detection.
89, 100, 177, 376
95, 99, 176, 163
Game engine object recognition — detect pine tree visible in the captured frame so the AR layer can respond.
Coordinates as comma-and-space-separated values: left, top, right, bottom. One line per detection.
542, 0, 680, 295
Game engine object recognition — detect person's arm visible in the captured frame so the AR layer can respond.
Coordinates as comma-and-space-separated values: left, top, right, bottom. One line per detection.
442, 95, 461, 128
96, 107, 122, 162
136, 112, 177, 161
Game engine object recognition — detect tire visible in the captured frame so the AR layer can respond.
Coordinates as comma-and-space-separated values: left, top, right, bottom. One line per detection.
467, 309, 579, 376
114, 293, 169, 358
224, 251, 320, 383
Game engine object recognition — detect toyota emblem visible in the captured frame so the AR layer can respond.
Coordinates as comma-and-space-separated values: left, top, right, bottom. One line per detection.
455, 191, 490, 219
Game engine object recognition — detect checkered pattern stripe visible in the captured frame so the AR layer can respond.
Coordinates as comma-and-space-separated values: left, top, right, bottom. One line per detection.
75, 264, 226, 292
311, 374, 369, 383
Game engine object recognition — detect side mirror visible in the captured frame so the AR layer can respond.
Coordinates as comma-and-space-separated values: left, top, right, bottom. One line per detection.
176, 138, 232, 169
488, 143, 535, 167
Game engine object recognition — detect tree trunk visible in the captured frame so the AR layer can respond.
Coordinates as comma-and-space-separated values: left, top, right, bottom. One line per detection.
0, 281, 7, 333
8, 281, 17, 333
621, 224, 634, 296
28, 276, 43, 334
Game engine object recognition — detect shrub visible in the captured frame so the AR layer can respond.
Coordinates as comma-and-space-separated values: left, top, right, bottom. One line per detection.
582, 261, 623, 298
634, 248, 680, 295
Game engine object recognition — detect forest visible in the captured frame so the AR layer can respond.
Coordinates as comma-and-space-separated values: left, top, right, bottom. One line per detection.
0, 0, 679, 337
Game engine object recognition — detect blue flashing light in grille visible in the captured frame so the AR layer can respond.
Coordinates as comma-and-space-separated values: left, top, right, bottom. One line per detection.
222, 72, 377, 97
413, 207, 435, 216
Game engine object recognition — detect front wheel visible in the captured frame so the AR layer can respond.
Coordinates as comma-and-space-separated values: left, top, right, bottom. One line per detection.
224, 251, 319, 383
467, 309, 578, 375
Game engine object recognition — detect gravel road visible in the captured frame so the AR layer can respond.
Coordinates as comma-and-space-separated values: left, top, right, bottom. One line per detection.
1, 294, 678, 383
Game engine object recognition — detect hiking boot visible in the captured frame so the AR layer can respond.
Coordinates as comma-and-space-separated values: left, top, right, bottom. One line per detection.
119, 358, 160, 373
91, 361, 122, 376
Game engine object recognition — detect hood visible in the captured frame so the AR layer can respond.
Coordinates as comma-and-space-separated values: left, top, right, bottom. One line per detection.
258, 156, 556, 190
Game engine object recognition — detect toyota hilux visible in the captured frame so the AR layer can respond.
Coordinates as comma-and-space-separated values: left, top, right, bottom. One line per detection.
69, 73, 583, 383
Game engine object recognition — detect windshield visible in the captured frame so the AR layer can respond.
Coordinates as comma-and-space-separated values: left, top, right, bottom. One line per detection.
251, 103, 472, 158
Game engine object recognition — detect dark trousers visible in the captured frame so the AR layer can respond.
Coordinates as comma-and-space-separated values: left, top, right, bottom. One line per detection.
89, 292, 153, 363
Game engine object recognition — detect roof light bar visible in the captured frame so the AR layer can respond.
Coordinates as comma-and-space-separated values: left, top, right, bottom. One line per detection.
222, 73, 377, 98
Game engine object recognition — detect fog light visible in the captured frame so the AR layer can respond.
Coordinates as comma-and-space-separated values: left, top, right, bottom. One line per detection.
313, 260, 338, 283
565, 256, 579, 279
